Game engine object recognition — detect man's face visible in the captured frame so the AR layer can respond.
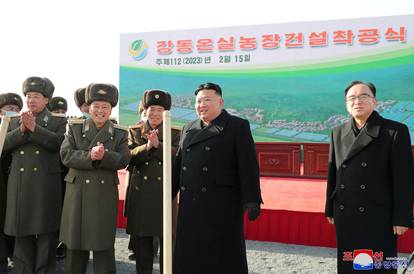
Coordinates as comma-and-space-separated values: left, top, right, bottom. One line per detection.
80, 103, 89, 113
89, 101, 112, 127
146, 105, 165, 128
345, 84, 377, 121
0, 104, 21, 116
26, 92, 48, 113
195, 89, 223, 124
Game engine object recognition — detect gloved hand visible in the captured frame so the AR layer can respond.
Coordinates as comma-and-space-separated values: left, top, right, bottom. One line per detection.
244, 203, 260, 221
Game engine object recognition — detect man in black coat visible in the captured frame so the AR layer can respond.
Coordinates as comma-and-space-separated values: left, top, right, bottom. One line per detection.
325, 80, 414, 273
172, 82, 262, 274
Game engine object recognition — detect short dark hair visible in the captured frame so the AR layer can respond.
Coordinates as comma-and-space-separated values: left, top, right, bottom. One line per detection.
344, 80, 376, 97
194, 82, 222, 97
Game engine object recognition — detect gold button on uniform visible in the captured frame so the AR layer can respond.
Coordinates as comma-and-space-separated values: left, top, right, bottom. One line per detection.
35, 151, 40, 155
101, 180, 105, 184
158, 161, 162, 165
144, 176, 148, 180
20, 168, 24, 172
157, 177, 162, 181
135, 186, 139, 190
20, 151, 24, 155
33, 168, 37, 171
145, 162, 149, 166
85, 179, 90, 184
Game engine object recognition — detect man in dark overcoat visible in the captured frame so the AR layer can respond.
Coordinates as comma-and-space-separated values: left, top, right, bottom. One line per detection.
325, 80, 414, 273
0, 92, 23, 273
3, 77, 67, 274
125, 89, 180, 274
172, 82, 262, 274
59, 83, 130, 274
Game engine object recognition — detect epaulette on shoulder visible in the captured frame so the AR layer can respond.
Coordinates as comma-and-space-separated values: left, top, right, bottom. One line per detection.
67, 118, 84, 125
51, 113, 67, 118
172, 125, 182, 132
129, 124, 143, 130
9, 113, 21, 119
113, 124, 128, 131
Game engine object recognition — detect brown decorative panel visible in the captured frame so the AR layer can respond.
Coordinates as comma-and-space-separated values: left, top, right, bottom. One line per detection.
255, 142, 301, 177
303, 143, 329, 178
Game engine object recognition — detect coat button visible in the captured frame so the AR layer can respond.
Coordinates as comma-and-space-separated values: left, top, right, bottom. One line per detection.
180, 186, 186, 191
137, 170, 140, 174
101, 180, 105, 184
158, 161, 162, 165
82, 134, 86, 138
202, 167, 208, 172
192, 197, 196, 201
135, 186, 139, 191
35, 151, 40, 155
20, 168, 24, 172
85, 179, 90, 184
145, 162, 149, 166
359, 207, 365, 212
340, 184, 345, 189
360, 184, 366, 190
157, 177, 162, 181
105, 149, 108, 152
182, 166, 187, 171
201, 187, 207, 192
186, 148, 191, 152
20, 151, 24, 155
342, 164, 347, 169
205, 146, 211, 151
33, 167, 37, 171
339, 205, 345, 210
144, 176, 148, 180
361, 162, 367, 167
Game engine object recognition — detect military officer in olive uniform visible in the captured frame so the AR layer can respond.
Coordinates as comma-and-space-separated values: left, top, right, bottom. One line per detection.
60, 83, 131, 274
48, 96, 68, 114
125, 89, 180, 274
3, 77, 67, 274
0, 92, 23, 273
325, 81, 414, 273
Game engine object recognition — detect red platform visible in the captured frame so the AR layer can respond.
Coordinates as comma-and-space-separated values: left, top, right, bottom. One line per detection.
116, 170, 414, 253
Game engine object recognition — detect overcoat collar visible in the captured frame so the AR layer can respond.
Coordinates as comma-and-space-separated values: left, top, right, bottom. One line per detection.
82, 118, 114, 149
186, 109, 230, 147
341, 111, 382, 163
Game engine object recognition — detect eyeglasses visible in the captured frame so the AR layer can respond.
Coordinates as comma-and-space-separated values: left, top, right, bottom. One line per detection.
345, 93, 374, 103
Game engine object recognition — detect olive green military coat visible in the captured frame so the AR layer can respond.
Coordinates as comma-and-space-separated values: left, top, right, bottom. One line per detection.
125, 121, 180, 237
3, 109, 66, 236
59, 118, 130, 251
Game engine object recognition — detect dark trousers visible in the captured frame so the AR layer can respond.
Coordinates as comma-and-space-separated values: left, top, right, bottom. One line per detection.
64, 248, 116, 274
12, 232, 58, 274
0, 232, 7, 274
131, 236, 163, 274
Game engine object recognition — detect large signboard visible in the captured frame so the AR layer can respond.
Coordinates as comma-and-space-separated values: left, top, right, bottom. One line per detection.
120, 14, 414, 143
